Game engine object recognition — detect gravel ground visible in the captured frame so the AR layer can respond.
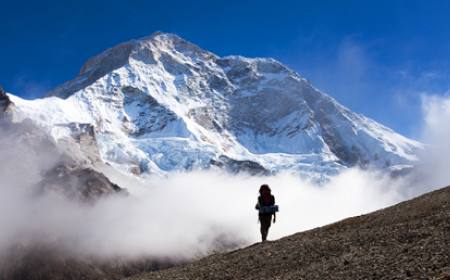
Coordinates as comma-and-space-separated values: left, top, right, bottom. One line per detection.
127, 186, 450, 280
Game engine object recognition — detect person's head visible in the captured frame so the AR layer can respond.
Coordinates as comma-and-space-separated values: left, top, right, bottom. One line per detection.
259, 184, 271, 195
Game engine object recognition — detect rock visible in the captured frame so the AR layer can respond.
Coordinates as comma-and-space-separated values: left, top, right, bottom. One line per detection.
0, 85, 13, 113
38, 163, 127, 202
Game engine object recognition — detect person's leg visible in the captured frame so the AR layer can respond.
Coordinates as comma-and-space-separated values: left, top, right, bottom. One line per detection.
262, 227, 268, 241
261, 223, 267, 241
264, 215, 272, 241
260, 217, 266, 241
260, 215, 272, 241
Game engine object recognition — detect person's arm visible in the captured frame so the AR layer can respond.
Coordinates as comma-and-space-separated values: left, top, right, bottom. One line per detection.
273, 196, 276, 222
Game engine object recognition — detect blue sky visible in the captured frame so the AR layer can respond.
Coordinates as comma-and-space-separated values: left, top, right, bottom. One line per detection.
1, 0, 450, 138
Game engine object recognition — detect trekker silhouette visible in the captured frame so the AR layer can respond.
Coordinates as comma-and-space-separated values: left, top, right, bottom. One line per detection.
255, 184, 276, 242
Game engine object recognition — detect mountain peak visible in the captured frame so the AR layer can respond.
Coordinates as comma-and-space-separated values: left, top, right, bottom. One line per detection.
19, 33, 422, 178
139, 31, 186, 43
48, 32, 216, 98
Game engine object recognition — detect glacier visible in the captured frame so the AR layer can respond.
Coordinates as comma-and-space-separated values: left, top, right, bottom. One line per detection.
3, 32, 422, 181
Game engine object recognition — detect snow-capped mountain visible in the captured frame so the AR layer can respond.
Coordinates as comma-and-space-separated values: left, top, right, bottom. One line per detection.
4, 32, 422, 180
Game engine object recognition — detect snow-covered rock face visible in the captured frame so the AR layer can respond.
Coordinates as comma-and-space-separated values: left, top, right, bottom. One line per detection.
0, 86, 13, 114
6, 32, 423, 180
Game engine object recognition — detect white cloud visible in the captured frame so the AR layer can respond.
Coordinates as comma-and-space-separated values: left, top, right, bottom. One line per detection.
414, 94, 450, 189
0, 150, 409, 260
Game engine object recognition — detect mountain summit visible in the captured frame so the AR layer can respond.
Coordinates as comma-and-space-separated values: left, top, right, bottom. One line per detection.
6, 32, 422, 179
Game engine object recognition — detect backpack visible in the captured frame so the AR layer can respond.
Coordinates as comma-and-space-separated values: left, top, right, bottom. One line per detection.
257, 195, 279, 214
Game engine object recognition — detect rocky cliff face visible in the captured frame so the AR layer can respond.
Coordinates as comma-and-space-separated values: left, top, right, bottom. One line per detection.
5, 32, 422, 179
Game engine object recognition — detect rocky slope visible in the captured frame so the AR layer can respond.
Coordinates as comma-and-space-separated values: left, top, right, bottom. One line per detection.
5, 32, 422, 180
128, 185, 450, 280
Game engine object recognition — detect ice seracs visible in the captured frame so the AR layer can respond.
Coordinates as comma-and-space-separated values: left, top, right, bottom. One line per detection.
5, 32, 423, 180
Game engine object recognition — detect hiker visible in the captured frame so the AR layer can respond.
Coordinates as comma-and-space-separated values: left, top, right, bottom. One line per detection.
255, 184, 278, 242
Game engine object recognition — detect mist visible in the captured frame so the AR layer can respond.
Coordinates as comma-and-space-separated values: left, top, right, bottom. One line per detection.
414, 95, 450, 189
0, 166, 405, 261
0, 95, 449, 262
